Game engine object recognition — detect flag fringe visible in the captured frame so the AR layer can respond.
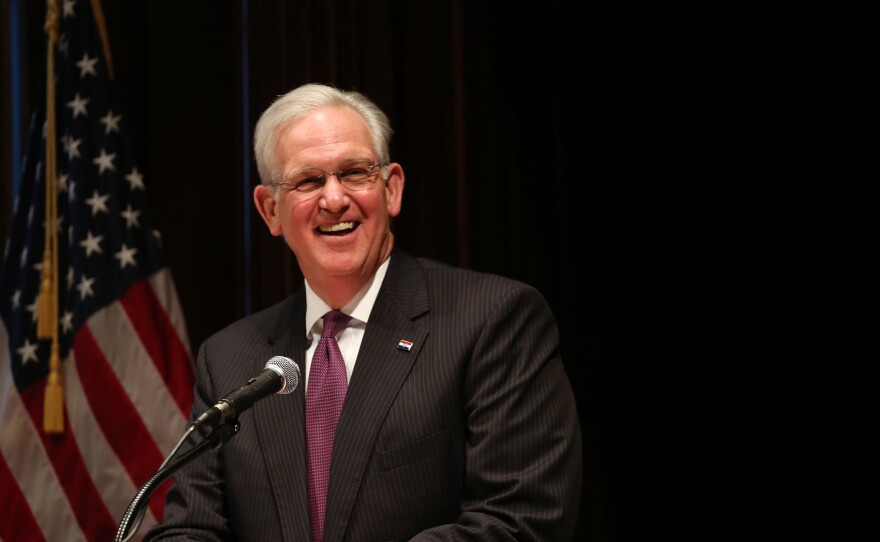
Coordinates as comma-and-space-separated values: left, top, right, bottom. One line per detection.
36, 254, 54, 339
43, 343, 64, 432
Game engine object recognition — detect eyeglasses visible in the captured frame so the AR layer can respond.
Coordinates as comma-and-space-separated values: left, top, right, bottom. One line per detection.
269, 161, 387, 196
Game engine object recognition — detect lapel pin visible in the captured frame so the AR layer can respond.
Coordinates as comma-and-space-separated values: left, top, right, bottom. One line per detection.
397, 339, 413, 351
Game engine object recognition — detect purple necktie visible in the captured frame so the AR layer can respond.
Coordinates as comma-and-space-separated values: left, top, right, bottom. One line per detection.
306, 310, 352, 542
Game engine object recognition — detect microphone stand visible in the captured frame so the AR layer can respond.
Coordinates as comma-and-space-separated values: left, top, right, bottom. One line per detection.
114, 418, 241, 542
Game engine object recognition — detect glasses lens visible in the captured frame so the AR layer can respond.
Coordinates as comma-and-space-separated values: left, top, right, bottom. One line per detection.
292, 177, 324, 193
339, 163, 380, 191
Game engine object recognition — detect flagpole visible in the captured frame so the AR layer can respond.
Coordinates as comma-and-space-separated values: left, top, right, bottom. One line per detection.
89, 0, 114, 80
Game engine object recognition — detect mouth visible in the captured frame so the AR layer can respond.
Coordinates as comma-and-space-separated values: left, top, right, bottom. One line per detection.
317, 221, 358, 236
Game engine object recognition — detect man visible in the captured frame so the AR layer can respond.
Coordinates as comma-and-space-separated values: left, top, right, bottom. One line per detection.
145, 83, 582, 541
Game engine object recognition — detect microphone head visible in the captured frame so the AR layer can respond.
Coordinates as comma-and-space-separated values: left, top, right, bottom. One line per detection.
265, 356, 300, 395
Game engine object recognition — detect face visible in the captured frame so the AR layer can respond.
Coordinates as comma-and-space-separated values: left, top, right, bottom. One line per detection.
253, 105, 404, 289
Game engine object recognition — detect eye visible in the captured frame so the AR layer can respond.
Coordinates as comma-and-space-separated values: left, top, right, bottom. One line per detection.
340, 167, 370, 180
293, 176, 323, 192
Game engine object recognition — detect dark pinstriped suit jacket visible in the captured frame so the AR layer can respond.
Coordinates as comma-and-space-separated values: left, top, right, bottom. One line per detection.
146, 248, 582, 541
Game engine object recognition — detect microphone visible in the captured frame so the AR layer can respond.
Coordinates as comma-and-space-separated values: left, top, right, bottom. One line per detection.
192, 356, 300, 432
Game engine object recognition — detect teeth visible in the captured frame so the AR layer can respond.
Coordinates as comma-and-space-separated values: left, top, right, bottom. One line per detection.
319, 221, 354, 232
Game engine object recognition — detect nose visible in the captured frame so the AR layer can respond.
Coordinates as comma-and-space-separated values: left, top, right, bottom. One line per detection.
318, 173, 349, 211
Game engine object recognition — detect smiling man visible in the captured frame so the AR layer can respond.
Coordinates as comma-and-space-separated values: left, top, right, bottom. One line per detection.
145, 83, 583, 542
254, 99, 402, 310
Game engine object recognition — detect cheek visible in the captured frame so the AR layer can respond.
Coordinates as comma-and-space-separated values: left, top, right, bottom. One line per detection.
279, 199, 319, 232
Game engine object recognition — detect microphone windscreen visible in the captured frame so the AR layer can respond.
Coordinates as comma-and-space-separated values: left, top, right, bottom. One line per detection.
266, 356, 300, 394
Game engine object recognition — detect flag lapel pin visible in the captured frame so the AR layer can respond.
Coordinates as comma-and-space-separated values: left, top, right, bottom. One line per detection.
397, 339, 413, 351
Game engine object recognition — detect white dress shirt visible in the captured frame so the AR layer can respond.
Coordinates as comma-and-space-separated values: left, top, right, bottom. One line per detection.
302, 257, 390, 391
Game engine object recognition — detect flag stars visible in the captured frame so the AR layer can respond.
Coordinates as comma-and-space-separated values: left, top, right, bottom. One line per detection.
115, 244, 138, 269
17, 338, 40, 364
121, 205, 141, 228
77, 275, 96, 299
76, 53, 99, 78
61, 311, 74, 333
100, 110, 122, 134
125, 168, 145, 190
62, 0, 76, 18
62, 134, 83, 159
93, 149, 116, 174
67, 92, 90, 118
85, 190, 110, 216
80, 230, 104, 256
58, 171, 70, 193
25, 301, 38, 323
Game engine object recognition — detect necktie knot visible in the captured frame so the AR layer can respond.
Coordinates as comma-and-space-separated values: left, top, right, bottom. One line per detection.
322, 310, 351, 339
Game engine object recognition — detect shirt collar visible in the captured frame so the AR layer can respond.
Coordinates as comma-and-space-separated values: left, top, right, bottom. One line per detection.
303, 257, 391, 337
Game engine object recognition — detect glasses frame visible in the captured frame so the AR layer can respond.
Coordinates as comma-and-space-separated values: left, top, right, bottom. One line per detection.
269, 161, 389, 197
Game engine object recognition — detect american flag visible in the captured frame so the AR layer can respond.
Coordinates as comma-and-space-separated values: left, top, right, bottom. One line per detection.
0, 1, 195, 540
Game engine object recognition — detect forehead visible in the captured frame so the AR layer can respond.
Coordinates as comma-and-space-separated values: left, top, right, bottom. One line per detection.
275, 106, 374, 168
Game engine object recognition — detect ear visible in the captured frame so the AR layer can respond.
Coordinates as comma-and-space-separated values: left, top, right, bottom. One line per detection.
253, 184, 283, 236
384, 163, 405, 218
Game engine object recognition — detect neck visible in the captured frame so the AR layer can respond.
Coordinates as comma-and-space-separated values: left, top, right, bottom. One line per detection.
309, 276, 367, 310
307, 236, 394, 309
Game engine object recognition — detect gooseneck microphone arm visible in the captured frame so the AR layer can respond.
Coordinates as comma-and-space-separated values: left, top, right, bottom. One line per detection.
114, 420, 240, 542
114, 356, 300, 542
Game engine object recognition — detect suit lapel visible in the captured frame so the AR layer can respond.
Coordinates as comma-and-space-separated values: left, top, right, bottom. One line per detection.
323, 250, 430, 542
252, 294, 312, 542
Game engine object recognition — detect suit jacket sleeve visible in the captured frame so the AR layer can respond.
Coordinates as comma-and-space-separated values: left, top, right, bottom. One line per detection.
408, 273, 583, 541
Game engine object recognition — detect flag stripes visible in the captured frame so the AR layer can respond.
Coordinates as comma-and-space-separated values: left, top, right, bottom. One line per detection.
73, 325, 167, 522
0, 429, 47, 542
118, 279, 193, 416
1, 272, 192, 541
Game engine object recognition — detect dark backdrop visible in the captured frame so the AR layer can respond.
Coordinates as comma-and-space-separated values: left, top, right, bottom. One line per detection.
3, 1, 853, 541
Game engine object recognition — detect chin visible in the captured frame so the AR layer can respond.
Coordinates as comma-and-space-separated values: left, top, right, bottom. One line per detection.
318, 254, 364, 277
